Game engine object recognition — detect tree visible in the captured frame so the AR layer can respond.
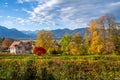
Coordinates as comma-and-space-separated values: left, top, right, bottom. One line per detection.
0, 38, 4, 43
0, 38, 4, 50
84, 30, 91, 54
89, 31, 103, 54
33, 46, 46, 56
116, 35, 120, 54
112, 23, 120, 54
60, 34, 71, 55
1, 38, 14, 50
88, 20, 103, 54
36, 30, 54, 54
73, 33, 82, 45
70, 33, 84, 55
96, 14, 116, 53
105, 37, 115, 53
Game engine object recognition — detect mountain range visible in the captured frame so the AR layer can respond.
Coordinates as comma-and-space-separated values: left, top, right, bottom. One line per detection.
0, 26, 30, 39
0, 25, 86, 39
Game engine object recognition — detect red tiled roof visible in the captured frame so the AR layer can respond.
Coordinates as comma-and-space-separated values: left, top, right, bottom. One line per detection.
9, 41, 21, 48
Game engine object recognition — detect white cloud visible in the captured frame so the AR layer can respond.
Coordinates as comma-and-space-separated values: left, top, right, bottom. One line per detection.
35, 0, 59, 10
0, 16, 3, 18
20, 0, 120, 29
0, 16, 38, 30
17, 0, 31, 3
7, 16, 11, 18
2, 21, 15, 27
4, 2, 8, 7
17, 0, 40, 3
109, 1, 120, 6
5, 2, 8, 5
14, 9, 19, 11
24, 0, 61, 25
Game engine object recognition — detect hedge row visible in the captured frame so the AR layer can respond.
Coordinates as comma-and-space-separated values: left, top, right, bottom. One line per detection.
0, 58, 120, 80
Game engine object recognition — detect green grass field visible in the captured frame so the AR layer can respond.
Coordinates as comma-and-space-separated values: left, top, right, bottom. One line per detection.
0, 54, 120, 80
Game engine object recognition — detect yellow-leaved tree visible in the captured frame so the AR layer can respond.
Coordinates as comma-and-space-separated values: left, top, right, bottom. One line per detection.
36, 30, 54, 54
70, 33, 84, 55
88, 20, 103, 54
89, 31, 103, 54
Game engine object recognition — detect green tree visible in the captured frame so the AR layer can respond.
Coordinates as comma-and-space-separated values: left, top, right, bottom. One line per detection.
60, 34, 71, 55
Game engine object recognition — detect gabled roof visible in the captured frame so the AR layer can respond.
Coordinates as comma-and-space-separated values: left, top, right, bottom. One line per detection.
9, 41, 21, 48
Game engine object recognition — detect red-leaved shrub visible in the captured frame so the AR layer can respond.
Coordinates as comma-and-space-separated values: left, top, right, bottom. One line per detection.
33, 46, 46, 56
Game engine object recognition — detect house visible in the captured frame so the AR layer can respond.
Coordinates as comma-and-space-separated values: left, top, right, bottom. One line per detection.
115, 23, 120, 30
116, 23, 120, 30
9, 41, 32, 54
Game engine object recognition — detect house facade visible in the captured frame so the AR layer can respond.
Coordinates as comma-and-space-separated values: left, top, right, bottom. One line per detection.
115, 23, 120, 30
9, 41, 32, 54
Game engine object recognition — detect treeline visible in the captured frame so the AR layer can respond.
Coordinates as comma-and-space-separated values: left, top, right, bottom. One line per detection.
36, 14, 120, 55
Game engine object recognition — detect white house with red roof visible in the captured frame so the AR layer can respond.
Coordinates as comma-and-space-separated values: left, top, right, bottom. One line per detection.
9, 41, 32, 54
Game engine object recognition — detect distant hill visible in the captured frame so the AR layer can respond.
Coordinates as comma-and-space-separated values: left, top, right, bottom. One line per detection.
0, 25, 87, 39
22, 30, 38, 39
22, 28, 87, 39
0, 26, 30, 39
52, 28, 86, 39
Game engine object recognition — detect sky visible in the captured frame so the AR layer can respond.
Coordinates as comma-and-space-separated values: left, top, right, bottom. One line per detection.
0, 0, 120, 31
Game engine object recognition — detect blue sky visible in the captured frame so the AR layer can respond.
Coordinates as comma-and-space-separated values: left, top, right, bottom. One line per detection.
0, 0, 120, 31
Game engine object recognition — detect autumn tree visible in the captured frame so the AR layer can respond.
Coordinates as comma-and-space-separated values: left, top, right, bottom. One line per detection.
1, 38, 14, 50
36, 30, 54, 54
70, 33, 84, 55
0, 38, 4, 50
96, 14, 116, 53
114, 23, 120, 54
89, 31, 104, 54
73, 33, 82, 45
88, 20, 103, 54
33, 46, 46, 56
116, 35, 120, 54
0, 38, 4, 43
60, 34, 71, 55
84, 30, 91, 54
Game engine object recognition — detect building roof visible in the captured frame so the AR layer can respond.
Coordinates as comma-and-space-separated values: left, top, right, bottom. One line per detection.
9, 41, 21, 48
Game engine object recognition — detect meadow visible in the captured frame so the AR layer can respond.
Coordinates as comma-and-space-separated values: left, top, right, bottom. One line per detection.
0, 53, 120, 80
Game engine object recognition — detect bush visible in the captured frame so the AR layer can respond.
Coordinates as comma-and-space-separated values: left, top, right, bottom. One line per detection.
49, 50, 62, 55
33, 46, 46, 56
